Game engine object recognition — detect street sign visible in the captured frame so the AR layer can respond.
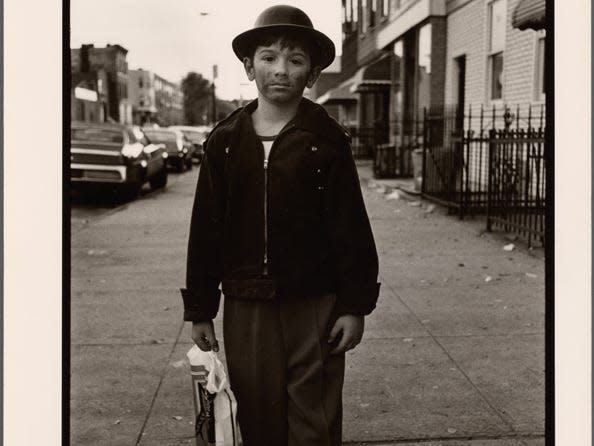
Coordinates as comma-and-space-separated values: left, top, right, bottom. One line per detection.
74, 87, 98, 102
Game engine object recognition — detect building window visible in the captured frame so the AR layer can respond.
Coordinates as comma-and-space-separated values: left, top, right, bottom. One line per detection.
139, 78, 143, 88
382, 0, 389, 16
490, 53, 503, 100
346, 0, 352, 22
347, 0, 355, 32
488, 0, 506, 101
417, 24, 432, 113
535, 36, 545, 100
353, 0, 358, 24
370, 0, 377, 27
361, 0, 368, 33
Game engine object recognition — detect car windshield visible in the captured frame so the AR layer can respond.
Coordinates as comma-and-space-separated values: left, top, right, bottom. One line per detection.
143, 130, 177, 142
71, 128, 123, 143
180, 130, 207, 144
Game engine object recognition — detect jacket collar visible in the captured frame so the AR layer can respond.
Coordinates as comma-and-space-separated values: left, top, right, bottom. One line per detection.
235, 97, 346, 143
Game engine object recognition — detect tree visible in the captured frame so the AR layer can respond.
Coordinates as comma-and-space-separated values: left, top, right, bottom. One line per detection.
181, 72, 212, 125
215, 99, 237, 121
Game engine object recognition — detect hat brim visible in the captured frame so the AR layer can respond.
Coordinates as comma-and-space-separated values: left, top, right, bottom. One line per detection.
232, 24, 336, 70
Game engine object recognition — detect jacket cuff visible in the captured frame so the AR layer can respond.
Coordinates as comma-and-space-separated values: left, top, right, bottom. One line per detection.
180, 288, 221, 322
334, 282, 381, 316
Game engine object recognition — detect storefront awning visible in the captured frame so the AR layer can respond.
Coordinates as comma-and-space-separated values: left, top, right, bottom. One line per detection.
349, 53, 392, 93
316, 81, 358, 105
317, 53, 392, 105
512, 0, 546, 30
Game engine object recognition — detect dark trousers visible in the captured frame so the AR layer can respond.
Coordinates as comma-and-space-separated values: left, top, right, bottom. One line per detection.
223, 293, 345, 446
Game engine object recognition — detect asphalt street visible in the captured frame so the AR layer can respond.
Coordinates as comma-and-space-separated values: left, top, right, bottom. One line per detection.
70, 163, 545, 446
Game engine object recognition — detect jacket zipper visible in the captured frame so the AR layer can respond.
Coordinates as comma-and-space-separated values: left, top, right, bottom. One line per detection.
262, 123, 294, 276
263, 157, 269, 275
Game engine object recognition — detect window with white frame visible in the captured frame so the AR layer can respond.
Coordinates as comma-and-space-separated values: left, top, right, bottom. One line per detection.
487, 0, 506, 101
535, 35, 545, 100
370, 0, 377, 27
353, 0, 358, 24
342, 0, 355, 35
341, 0, 347, 37
382, 0, 389, 16
346, 0, 352, 23
361, 0, 368, 33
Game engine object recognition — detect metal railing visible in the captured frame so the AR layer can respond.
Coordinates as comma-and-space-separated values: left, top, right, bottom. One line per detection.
486, 127, 546, 248
420, 104, 546, 247
348, 126, 377, 159
372, 144, 414, 178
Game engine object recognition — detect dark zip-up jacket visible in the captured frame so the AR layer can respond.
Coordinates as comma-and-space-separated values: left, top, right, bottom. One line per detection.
181, 98, 380, 322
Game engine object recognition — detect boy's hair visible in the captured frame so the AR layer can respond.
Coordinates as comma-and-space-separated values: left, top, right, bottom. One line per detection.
244, 28, 322, 68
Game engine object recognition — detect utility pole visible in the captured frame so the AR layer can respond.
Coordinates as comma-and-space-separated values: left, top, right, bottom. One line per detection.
211, 64, 218, 124
239, 82, 250, 108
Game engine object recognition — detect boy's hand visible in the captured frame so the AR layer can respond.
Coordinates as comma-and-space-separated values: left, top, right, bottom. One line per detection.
328, 314, 364, 355
191, 320, 219, 352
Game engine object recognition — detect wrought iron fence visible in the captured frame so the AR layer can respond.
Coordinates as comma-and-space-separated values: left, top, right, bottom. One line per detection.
487, 127, 546, 248
421, 105, 467, 210
345, 120, 417, 177
372, 143, 414, 178
421, 104, 546, 246
347, 126, 378, 159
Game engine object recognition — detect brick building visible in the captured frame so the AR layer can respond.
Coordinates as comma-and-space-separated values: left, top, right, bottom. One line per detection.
128, 69, 158, 125
71, 44, 132, 124
321, 0, 448, 147
153, 74, 184, 126
321, 0, 545, 138
70, 67, 109, 123
444, 0, 546, 126
128, 69, 183, 126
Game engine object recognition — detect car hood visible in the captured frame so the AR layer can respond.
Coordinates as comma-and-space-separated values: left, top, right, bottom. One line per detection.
71, 141, 123, 153
159, 141, 179, 152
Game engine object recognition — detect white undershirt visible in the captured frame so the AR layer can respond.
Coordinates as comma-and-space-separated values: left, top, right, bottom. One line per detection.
259, 135, 277, 161
262, 140, 273, 161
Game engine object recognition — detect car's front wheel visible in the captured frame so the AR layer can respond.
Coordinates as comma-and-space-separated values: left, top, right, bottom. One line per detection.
149, 165, 168, 190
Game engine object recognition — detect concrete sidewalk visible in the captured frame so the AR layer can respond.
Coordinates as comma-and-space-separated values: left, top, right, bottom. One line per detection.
71, 163, 545, 445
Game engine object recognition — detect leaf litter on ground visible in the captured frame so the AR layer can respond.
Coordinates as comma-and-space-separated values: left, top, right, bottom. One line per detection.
385, 190, 400, 200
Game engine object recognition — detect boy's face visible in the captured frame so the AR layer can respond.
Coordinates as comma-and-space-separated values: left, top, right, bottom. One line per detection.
244, 40, 321, 105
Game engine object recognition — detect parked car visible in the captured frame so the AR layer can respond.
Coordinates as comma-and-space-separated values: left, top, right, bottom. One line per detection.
70, 122, 168, 200
168, 125, 211, 164
142, 127, 195, 172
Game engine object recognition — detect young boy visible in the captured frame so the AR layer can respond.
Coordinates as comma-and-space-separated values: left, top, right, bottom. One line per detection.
181, 5, 380, 445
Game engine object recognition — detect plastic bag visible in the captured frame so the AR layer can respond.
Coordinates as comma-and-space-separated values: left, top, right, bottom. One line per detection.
187, 346, 243, 446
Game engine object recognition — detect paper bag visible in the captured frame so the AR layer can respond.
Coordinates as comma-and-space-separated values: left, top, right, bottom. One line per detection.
187, 346, 242, 446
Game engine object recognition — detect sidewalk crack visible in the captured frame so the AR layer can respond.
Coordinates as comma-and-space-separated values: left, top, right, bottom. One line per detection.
134, 320, 185, 446
378, 275, 521, 432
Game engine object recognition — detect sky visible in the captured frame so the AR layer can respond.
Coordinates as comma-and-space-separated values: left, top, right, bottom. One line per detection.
71, 0, 343, 100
